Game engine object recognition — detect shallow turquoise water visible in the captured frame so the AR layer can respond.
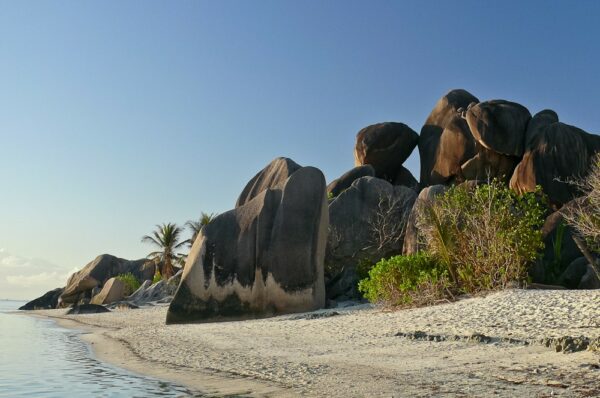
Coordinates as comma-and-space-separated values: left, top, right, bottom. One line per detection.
0, 300, 201, 397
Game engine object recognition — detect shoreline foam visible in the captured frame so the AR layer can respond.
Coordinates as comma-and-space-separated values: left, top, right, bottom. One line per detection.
29, 289, 600, 397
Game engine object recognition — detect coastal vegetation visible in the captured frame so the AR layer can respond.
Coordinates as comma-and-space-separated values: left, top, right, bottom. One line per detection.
359, 182, 547, 307
115, 273, 141, 295
185, 212, 218, 247
141, 223, 187, 280
20, 88, 600, 320
565, 154, 600, 255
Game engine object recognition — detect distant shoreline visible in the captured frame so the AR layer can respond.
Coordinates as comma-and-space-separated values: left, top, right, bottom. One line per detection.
27, 290, 600, 397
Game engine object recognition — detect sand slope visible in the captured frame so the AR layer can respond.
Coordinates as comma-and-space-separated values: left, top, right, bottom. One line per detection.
33, 289, 600, 397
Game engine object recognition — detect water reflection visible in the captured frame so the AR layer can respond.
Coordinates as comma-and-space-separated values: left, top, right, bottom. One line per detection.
0, 301, 202, 397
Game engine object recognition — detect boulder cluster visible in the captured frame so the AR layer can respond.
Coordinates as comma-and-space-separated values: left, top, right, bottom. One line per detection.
21, 88, 599, 320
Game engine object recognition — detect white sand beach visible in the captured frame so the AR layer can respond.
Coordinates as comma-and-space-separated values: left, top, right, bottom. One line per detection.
32, 289, 600, 397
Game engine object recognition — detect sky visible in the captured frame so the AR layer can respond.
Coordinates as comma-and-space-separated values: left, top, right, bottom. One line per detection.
1, 1, 599, 300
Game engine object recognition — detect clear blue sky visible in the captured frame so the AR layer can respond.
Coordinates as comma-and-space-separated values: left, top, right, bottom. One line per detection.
1, 1, 599, 299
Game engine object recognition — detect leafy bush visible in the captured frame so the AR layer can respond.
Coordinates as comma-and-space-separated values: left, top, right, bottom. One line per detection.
416, 181, 546, 293
358, 253, 451, 307
152, 270, 162, 284
116, 273, 141, 295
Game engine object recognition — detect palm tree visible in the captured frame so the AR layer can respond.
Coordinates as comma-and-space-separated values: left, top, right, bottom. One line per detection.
185, 212, 218, 247
141, 223, 187, 280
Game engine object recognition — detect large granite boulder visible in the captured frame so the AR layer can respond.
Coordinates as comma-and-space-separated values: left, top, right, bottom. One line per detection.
524, 109, 559, 149
510, 117, 600, 206
419, 89, 479, 186
354, 122, 418, 181
236, 157, 301, 207
59, 255, 152, 305
402, 185, 448, 256
19, 287, 64, 310
465, 100, 531, 157
326, 176, 417, 299
327, 165, 376, 198
167, 163, 328, 323
428, 114, 476, 184
90, 277, 127, 305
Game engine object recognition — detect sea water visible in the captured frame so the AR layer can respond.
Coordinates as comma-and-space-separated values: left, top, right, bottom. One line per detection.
0, 300, 201, 397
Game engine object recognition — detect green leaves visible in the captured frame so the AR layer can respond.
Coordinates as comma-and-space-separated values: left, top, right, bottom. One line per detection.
417, 180, 546, 294
358, 253, 449, 307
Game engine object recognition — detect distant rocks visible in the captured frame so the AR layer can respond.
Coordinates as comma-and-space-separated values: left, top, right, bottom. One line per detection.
66, 304, 110, 315
19, 287, 64, 310
167, 158, 328, 324
90, 277, 127, 305
129, 271, 181, 306
59, 254, 154, 305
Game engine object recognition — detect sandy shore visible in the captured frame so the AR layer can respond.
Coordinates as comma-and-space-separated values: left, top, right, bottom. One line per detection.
31, 289, 600, 397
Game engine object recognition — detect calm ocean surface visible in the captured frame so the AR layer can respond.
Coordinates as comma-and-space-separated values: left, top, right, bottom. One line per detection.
0, 300, 201, 397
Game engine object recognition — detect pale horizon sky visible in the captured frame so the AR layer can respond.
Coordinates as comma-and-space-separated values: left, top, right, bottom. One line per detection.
1, 1, 599, 299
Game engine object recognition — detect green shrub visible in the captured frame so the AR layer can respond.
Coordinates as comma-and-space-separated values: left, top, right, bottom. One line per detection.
416, 181, 546, 293
116, 273, 141, 295
358, 253, 451, 307
152, 270, 162, 284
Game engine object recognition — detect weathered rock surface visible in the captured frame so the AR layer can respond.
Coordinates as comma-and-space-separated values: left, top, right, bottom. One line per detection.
326, 176, 417, 299
167, 162, 328, 323
59, 254, 152, 304
354, 122, 418, 181
327, 165, 376, 198
129, 271, 182, 305
236, 157, 302, 207
428, 115, 476, 185
419, 89, 479, 186
91, 277, 127, 305
460, 144, 520, 183
402, 185, 448, 256
465, 100, 531, 157
578, 264, 600, 289
393, 166, 419, 189
66, 304, 110, 315
558, 257, 600, 289
510, 116, 600, 206
558, 257, 591, 289
19, 287, 64, 310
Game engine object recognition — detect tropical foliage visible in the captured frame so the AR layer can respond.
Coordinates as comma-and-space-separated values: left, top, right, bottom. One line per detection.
358, 253, 450, 307
359, 181, 548, 308
416, 181, 546, 293
141, 223, 187, 279
185, 212, 218, 247
116, 273, 141, 296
